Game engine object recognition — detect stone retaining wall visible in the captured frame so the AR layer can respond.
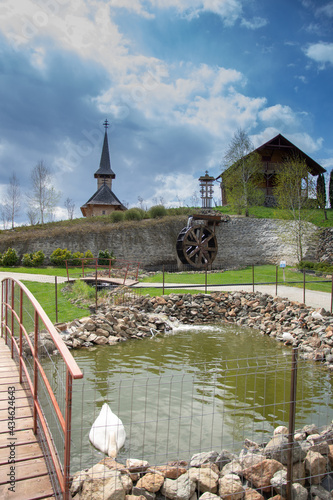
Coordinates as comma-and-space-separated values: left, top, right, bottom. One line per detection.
0, 216, 319, 268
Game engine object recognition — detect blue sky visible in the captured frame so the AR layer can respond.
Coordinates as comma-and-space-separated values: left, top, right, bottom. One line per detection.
0, 0, 332, 223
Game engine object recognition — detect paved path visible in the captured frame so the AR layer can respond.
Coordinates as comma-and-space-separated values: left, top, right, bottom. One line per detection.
135, 282, 332, 312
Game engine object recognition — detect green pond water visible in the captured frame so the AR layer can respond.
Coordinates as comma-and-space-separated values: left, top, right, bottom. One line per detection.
51, 323, 333, 472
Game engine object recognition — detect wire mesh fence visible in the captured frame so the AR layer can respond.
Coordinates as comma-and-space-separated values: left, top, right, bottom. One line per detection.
68, 347, 333, 476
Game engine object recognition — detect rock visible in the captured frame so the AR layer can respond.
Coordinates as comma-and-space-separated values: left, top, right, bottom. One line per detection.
161, 472, 196, 500
131, 487, 155, 500
310, 484, 331, 500
136, 473, 164, 493
150, 463, 187, 479
242, 459, 284, 493
79, 469, 125, 500
273, 426, 288, 436
198, 493, 220, 500
304, 450, 327, 484
264, 435, 305, 465
218, 473, 245, 500
292, 483, 308, 500
221, 460, 243, 476
244, 488, 264, 500
188, 467, 219, 494
190, 451, 219, 468
126, 459, 150, 472
270, 469, 287, 496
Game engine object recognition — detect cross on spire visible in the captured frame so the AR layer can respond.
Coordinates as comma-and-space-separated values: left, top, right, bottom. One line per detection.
103, 119, 109, 130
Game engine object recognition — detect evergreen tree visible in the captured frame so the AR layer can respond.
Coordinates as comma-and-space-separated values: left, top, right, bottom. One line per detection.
316, 173, 326, 209
329, 170, 333, 208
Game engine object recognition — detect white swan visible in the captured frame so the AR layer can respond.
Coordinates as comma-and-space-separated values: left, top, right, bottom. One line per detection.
312, 310, 324, 320
89, 403, 126, 458
282, 332, 293, 342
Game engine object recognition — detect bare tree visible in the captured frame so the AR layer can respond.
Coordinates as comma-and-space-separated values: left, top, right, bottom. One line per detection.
274, 155, 316, 262
3, 173, 21, 228
221, 129, 264, 216
64, 197, 75, 220
0, 204, 10, 229
28, 161, 60, 224
26, 208, 38, 226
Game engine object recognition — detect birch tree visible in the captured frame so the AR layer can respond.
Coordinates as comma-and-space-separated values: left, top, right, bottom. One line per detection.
274, 155, 316, 262
28, 161, 60, 224
222, 129, 264, 216
2, 173, 21, 228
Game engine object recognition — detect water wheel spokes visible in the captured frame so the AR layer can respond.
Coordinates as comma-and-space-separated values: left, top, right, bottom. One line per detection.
176, 224, 218, 269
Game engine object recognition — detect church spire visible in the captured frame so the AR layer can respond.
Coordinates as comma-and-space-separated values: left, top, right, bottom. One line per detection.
94, 119, 115, 180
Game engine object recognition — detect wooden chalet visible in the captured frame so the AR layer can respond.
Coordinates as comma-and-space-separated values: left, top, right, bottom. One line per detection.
80, 120, 127, 217
219, 133, 326, 206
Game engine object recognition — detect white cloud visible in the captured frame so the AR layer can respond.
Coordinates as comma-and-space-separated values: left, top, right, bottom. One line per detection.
251, 128, 323, 156
240, 16, 268, 30
148, 172, 220, 207
316, 2, 333, 18
305, 42, 333, 67
259, 104, 301, 128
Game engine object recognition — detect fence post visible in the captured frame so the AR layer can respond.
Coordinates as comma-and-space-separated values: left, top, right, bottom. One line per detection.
275, 265, 278, 297
286, 348, 298, 500
303, 270, 306, 304
162, 265, 165, 295
19, 288, 23, 383
95, 268, 98, 310
55, 276, 58, 324
252, 264, 254, 293
64, 370, 73, 500
205, 265, 208, 294
33, 310, 39, 435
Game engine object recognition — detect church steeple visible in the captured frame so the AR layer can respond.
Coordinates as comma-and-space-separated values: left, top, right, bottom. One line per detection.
94, 119, 115, 189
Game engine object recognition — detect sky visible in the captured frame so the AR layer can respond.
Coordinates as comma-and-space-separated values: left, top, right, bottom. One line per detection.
0, 0, 332, 224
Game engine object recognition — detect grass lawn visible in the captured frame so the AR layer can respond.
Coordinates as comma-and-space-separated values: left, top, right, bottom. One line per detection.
0, 266, 69, 277
22, 281, 90, 324
215, 206, 333, 228
141, 265, 332, 294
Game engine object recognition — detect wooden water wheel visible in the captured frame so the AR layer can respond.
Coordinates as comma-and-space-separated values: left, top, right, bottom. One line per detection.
176, 223, 218, 269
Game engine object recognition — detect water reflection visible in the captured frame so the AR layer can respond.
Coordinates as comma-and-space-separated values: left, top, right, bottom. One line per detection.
62, 323, 333, 472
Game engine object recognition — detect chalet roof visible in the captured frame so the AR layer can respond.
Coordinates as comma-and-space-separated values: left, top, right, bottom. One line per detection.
255, 134, 325, 175
81, 183, 126, 210
94, 130, 116, 179
216, 133, 325, 180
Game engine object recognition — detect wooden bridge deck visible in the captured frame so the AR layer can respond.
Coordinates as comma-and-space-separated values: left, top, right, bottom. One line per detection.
0, 337, 55, 500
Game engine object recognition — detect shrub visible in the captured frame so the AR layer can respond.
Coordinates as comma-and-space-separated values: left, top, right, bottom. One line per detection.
124, 208, 143, 221
98, 249, 116, 266
32, 250, 45, 267
0, 253, 2, 266
297, 261, 315, 270
149, 205, 167, 218
71, 280, 96, 300
50, 248, 72, 267
71, 251, 84, 266
83, 249, 95, 265
111, 211, 125, 223
22, 250, 45, 267
1, 247, 19, 266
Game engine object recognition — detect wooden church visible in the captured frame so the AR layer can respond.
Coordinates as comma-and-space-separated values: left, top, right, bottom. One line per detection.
80, 120, 127, 217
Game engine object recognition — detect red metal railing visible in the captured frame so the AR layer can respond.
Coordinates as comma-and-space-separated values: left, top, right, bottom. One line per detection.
1, 277, 83, 499
65, 257, 141, 284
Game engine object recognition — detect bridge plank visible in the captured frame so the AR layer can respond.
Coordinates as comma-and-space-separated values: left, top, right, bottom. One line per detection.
0, 338, 55, 498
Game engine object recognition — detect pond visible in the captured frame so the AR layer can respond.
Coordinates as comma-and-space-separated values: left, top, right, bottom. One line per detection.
33, 322, 331, 474
61, 322, 333, 473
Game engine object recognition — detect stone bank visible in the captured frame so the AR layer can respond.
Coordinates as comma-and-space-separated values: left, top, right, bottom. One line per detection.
0, 216, 319, 268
